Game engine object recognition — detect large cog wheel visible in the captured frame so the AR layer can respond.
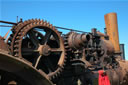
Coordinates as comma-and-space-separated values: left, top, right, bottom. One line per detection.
11, 19, 66, 80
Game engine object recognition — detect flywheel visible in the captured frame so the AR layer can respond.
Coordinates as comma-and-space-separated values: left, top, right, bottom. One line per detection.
9, 19, 66, 80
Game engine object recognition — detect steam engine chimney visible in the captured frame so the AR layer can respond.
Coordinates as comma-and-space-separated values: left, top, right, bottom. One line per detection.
104, 13, 120, 54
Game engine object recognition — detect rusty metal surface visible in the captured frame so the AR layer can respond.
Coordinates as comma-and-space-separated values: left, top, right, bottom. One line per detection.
67, 32, 90, 49
118, 60, 128, 85
97, 31, 108, 39
104, 13, 120, 53
0, 51, 53, 85
105, 60, 128, 85
0, 36, 10, 53
100, 39, 115, 55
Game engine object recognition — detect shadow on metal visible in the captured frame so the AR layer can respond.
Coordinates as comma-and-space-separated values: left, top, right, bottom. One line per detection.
0, 51, 53, 85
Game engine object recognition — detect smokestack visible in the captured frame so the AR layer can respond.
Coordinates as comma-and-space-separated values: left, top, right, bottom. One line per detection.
104, 13, 120, 53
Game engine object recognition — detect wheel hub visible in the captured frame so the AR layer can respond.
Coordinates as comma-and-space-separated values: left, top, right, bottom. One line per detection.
38, 45, 51, 56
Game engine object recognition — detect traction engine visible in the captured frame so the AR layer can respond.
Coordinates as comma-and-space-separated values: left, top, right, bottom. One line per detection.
0, 13, 128, 85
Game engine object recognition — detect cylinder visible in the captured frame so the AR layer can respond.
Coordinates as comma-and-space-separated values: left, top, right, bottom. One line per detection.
68, 32, 90, 49
104, 13, 120, 53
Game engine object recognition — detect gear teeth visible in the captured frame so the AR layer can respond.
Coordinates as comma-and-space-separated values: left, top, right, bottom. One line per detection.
68, 48, 72, 51
39, 19, 41, 22
28, 19, 31, 21
29, 23, 33, 27
24, 20, 27, 23
18, 32, 22, 36
65, 52, 67, 55
65, 46, 69, 48
14, 49, 19, 52
35, 18, 38, 21
14, 40, 19, 43
64, 57, 67, 62
47, 22, 50, 27
44, 21, 47, 26
64, 40, 68, 42
14, 45, 19, 48
61, 66, 64, 69
54, 29, 58, 33
52, 26, 55, 29
16, 36, 20, 39
26, 19, 30, 23
65, 36, 68, 38
41, 19, 44, 23
64, 42, 68, 45
50, 24, 52, 28
37, 21, 40, 25
33, 22, 36, 25
14, 53, 19, 57
40, 21, 44, 25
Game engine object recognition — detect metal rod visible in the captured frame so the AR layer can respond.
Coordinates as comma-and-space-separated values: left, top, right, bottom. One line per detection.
0, 20, 87, 33
16, 16, 19, 23
0, 20, 17, 25
55, 26, 87, 33
0, 25, 13, 27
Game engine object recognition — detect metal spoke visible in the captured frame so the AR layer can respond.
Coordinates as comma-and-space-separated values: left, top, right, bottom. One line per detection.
43, 31, 52, 45
22, 48, 38, 55
22, 48, 38, 53
28, 30, 40, 48
34, 55, 42, 68
50, 48, 62, 52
